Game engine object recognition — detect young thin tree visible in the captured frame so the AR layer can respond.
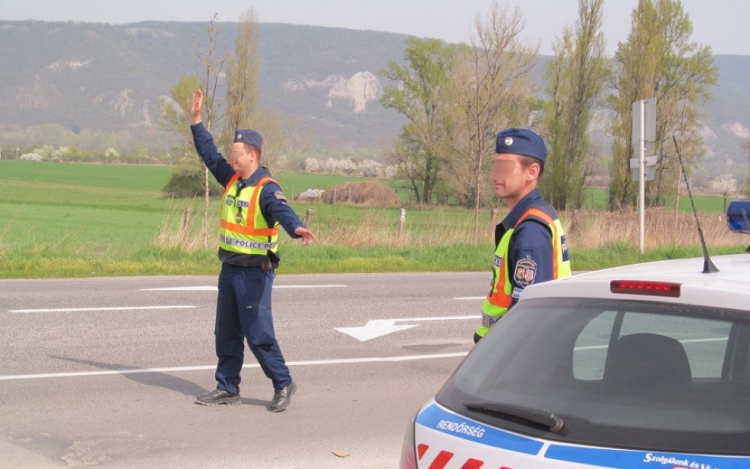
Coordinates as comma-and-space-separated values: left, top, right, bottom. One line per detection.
221, 9, 312, 175
444, 2, 538, 240
193, 13, 229, 245
542, 0, 609, 210
221, 9, 259, 154
380, 37, 460, 204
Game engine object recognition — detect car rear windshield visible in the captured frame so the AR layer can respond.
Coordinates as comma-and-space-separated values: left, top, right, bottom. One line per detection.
436, 298, 750, 455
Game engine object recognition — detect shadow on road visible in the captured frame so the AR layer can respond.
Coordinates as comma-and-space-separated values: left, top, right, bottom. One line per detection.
49, 355, 270, 408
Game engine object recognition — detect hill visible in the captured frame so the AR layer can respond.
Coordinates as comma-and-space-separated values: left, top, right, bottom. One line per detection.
0, 20, 748, 172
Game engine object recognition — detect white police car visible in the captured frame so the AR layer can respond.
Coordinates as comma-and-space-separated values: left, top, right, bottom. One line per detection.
400, 200, 750, 469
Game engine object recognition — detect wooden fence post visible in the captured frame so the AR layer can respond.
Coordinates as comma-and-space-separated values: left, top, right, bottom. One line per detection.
305, 209, 313, 227
182, 206, 192, 244
398, 208, 406, 239
489, 208, 497, 239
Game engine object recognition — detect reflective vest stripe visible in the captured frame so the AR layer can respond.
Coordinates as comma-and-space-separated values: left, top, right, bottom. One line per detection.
247, 176, 278, 236
220, 219, 279, 236
518, 208, 560, 278
219, 234, 277, 250
220, 175, 280, 237
223, 173, 242, 199
485, 209, 549, 310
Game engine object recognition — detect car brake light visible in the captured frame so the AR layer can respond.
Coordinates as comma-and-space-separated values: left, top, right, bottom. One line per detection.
610, 280, 681, 297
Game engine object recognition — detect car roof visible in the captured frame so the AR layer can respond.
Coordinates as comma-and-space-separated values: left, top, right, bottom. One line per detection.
520, 253, 750, 312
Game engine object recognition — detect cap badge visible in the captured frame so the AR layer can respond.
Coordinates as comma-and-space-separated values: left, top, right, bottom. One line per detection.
236, 134, 242, 140
505, 137, 513, 146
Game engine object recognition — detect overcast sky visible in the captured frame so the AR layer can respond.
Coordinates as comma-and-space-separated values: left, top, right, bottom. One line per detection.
1, 0, 747, 56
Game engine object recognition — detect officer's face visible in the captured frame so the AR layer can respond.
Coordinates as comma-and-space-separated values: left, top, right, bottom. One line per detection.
228, 143, 257, 173
492, 153, 537, 204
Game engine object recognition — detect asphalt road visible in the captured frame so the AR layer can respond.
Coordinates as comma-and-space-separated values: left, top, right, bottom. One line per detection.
0, 272, 489, 469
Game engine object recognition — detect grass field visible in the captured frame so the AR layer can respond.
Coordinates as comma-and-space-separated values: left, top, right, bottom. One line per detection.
581, 186, 731, 212
0, 160, 746, 279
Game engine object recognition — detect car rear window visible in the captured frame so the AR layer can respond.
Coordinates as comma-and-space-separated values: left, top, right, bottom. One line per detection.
436, 298, 750, 455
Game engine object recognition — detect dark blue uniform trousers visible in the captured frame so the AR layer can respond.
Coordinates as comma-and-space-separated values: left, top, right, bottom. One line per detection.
214, 263, 291, 395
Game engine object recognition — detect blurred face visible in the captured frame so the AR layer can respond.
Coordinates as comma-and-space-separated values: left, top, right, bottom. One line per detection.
228, 142, 257, 175
492, 153, 539, 208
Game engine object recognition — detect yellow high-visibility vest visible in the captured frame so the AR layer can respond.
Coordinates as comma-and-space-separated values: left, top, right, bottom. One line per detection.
476, 205, 571, 339
219, 173, 280, 256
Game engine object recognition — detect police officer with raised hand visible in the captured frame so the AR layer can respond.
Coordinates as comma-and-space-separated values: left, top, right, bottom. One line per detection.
475, 128, 571, 343
190, 88, 314, 411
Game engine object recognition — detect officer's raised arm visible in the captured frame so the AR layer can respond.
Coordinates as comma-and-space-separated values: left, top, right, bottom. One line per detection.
191, 89, 203, 125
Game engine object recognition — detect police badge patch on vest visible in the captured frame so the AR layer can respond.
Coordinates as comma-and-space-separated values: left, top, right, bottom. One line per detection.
514, 257, 537, 287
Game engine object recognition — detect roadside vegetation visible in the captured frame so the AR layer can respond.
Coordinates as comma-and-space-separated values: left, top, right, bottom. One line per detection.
1, 160, 746, 279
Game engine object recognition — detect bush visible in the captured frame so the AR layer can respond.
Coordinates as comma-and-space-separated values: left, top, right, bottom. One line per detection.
163, 166, 224, 198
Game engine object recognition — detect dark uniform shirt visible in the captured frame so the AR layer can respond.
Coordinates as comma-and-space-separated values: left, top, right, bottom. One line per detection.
191, 122, 303, 267
495, 188, 555, 307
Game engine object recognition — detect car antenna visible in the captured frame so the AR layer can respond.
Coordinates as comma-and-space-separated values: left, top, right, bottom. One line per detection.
673, 136, 719, 273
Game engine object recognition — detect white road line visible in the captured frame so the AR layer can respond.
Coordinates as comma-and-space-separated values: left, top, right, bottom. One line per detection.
9, 305, 196, 313
140, 285, 347, 291
0, 352, 469, 381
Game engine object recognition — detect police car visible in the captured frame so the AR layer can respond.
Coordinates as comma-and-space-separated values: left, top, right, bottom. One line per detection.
400, 200, 750, 469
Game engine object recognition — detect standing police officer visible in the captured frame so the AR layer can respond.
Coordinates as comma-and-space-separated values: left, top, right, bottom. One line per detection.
475, 128, 571, 343
190, 89, 314, 411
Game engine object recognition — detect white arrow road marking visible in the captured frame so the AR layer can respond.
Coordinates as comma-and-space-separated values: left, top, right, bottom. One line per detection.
9, 305, 196, 313
336, 315, 480, 342
140, 285, 347, 291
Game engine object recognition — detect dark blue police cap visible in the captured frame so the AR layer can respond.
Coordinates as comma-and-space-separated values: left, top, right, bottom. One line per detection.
496, 128, 547, 163
234, 129, 263, 149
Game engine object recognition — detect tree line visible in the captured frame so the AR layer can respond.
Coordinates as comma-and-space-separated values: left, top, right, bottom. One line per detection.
159, 0, 746, 228
380, 0, 722, 227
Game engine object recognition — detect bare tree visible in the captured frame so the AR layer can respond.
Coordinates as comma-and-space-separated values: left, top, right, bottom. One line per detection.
444, 2, 538, 240
193, 13, 229, 246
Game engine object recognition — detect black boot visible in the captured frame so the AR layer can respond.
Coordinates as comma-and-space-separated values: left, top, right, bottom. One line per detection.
269, 381, 297, 412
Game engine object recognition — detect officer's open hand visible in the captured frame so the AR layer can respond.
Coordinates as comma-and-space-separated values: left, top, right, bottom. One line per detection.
191, 89, 204, 124
295, 227, 315, 246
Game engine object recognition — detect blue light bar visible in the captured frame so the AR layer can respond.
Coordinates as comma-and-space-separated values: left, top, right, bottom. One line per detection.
727, 199, 750, 234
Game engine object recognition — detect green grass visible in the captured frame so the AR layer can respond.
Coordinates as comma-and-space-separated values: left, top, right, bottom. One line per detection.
570, 242, 747, 271
1, 160, 746, 279
582, 186, 731, 212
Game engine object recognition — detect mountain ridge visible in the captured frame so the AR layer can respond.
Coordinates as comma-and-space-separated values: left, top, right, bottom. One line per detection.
0, 20, 748, 175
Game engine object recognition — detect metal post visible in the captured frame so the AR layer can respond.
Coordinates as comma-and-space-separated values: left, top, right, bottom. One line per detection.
639, 99, 646, 254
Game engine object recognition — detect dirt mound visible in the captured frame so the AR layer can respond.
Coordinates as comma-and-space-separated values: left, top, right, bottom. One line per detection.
321, 181, 400, 206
